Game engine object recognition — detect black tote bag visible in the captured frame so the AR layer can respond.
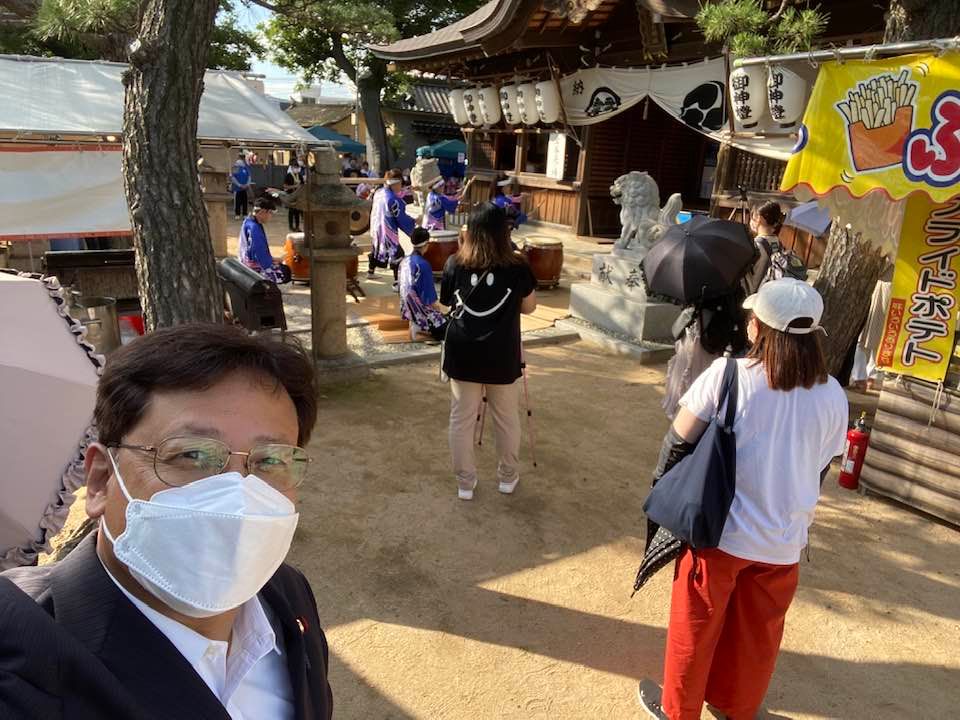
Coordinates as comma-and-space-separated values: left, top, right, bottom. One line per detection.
642, 358, 739, 549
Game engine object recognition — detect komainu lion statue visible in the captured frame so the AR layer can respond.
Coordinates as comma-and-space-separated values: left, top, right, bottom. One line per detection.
610, 171, 682, 256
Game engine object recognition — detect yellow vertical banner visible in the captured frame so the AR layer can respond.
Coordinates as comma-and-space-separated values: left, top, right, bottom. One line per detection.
876, 194, 960, 382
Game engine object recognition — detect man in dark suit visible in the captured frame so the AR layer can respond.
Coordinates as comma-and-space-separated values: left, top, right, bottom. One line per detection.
0, 324, 334, 719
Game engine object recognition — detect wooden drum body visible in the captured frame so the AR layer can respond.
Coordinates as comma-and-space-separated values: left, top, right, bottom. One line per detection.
422, 230, 460, 277
282, 233, 310, 282
523, 236, 563, 289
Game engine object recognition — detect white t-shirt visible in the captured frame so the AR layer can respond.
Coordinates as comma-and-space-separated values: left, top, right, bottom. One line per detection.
680, 357, 848, 564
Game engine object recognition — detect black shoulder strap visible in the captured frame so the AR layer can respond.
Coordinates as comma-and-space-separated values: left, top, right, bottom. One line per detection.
757, 236, 773, 256
716, 358, 739, 431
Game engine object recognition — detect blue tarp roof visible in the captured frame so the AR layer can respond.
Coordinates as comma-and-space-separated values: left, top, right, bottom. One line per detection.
416, 138, 466, 161
306, 125, 366, 155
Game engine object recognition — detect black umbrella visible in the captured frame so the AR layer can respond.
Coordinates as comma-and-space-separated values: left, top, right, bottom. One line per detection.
641, 216, 758, 305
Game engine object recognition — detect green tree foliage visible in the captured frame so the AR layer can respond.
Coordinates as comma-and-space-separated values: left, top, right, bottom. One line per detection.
254, 0, 482, 168
696, 0, 828, 58
6, 0, 261, 68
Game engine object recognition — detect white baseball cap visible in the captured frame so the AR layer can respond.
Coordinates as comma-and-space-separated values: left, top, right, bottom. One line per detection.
743, 278, 825, 334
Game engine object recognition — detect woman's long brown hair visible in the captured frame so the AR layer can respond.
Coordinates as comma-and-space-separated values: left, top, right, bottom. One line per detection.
746, 317, 828, 391
456, 203, 524, 270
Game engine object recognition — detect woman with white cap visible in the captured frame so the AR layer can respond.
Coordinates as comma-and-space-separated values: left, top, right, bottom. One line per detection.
640, 278, 848, 720
368, 168, 415, 289
422, 176, 461, 231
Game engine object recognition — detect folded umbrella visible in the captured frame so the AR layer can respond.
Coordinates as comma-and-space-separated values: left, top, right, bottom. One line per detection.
641, 216, 757, 305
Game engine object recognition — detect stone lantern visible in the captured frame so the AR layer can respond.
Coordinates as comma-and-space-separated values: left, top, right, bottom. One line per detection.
284, 145, 368, 380
197, 147, 233, 258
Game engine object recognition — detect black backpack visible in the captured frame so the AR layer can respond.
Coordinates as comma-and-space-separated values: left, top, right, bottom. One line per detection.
758, 237, 808, 282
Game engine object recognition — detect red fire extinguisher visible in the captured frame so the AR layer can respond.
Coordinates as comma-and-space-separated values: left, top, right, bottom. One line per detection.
838, 412, 870, 490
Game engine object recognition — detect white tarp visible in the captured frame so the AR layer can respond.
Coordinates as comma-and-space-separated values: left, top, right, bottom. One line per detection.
559, 58, 795, 160
0, 146, 130, 240
0, 55, 316, 144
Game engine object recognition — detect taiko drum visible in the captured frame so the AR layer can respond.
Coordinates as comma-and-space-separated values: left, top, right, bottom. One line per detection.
522, 236, 563, 289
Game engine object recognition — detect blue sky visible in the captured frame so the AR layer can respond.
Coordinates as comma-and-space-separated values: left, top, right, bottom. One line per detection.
236, 3, 354, 100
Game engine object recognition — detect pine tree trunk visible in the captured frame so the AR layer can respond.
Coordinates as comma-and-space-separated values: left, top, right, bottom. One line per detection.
813, 223, 887, 374
815, 0, 960, 372
884, 0, 960, 42
121, 0, 222, 331
359, 77, 391, 174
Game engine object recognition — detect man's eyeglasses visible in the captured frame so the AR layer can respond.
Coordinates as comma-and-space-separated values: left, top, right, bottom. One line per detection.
109, 437, 312, 491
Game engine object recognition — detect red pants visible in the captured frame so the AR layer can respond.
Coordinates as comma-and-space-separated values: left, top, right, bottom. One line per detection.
662, 548, 799, 720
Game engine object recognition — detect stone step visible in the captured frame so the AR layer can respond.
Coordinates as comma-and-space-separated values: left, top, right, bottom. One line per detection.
555, 318, 673, 364
568, 282, 680, 343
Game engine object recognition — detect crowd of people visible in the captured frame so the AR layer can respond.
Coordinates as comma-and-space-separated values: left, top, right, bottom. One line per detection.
3, 150, 856, 719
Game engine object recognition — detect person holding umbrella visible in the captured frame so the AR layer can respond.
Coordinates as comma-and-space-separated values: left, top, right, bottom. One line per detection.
642, 216, 755, 419
637, 279, 848, 720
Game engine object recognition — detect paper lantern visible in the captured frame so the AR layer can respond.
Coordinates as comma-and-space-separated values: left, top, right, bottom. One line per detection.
499, 84, 521, 125
535, 81, 561, 124
516, 83, 539, 125
767, 65, 807, 128
461, 87, 482, 126
448, 89, 468, 125
478, 86, 502, 125
729, 65, 767, 129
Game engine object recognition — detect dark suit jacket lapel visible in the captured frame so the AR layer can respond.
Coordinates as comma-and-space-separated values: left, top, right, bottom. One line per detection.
260, 580, 317, 720
50, 533, 230, 720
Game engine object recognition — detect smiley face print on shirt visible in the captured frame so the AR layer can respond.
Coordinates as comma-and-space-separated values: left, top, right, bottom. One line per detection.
455, 271, 513, 318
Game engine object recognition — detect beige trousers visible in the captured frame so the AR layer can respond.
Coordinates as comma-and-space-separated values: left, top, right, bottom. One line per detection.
449, 379, 521, 490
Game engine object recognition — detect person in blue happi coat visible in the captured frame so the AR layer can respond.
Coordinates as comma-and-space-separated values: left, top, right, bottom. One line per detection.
422, 176, 461, 231
231, 151, 252, 219
368, 168, 415, 291
238, 197, 287, 284
399, 228, 447, 341
491, 174, 527, 231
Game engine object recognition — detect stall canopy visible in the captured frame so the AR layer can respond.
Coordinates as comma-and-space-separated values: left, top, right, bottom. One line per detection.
0, 55, 316, 143
0, 55, 316, 240
782, 48, 960, 384
307, 125, 365, 155
416, 138, 466, 160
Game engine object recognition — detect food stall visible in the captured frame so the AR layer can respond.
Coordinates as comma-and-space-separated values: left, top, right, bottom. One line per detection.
768, 40, 960, 526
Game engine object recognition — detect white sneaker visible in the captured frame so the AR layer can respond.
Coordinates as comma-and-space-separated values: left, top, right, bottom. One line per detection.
498, 476, 519, 494
458, 478, 478, 501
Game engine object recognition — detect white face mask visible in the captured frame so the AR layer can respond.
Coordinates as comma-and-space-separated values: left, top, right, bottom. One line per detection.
101, 450, 299, 618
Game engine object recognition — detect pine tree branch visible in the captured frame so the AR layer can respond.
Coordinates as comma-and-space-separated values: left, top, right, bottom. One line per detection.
329, 32, 357, 82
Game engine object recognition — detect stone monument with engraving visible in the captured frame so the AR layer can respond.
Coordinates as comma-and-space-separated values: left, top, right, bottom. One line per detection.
567, 171, 682, 344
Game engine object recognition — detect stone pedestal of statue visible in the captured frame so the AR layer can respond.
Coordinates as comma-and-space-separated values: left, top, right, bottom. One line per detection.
568, 248, 680, 342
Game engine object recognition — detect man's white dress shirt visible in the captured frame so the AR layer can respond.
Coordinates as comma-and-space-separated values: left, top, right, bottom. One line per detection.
102, 561, 295, 720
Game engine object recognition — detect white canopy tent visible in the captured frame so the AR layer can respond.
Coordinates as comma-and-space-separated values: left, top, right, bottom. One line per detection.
0, 55, 316, 240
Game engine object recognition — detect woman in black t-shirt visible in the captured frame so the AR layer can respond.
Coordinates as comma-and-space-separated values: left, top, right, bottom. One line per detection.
440, 204, 537, 501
